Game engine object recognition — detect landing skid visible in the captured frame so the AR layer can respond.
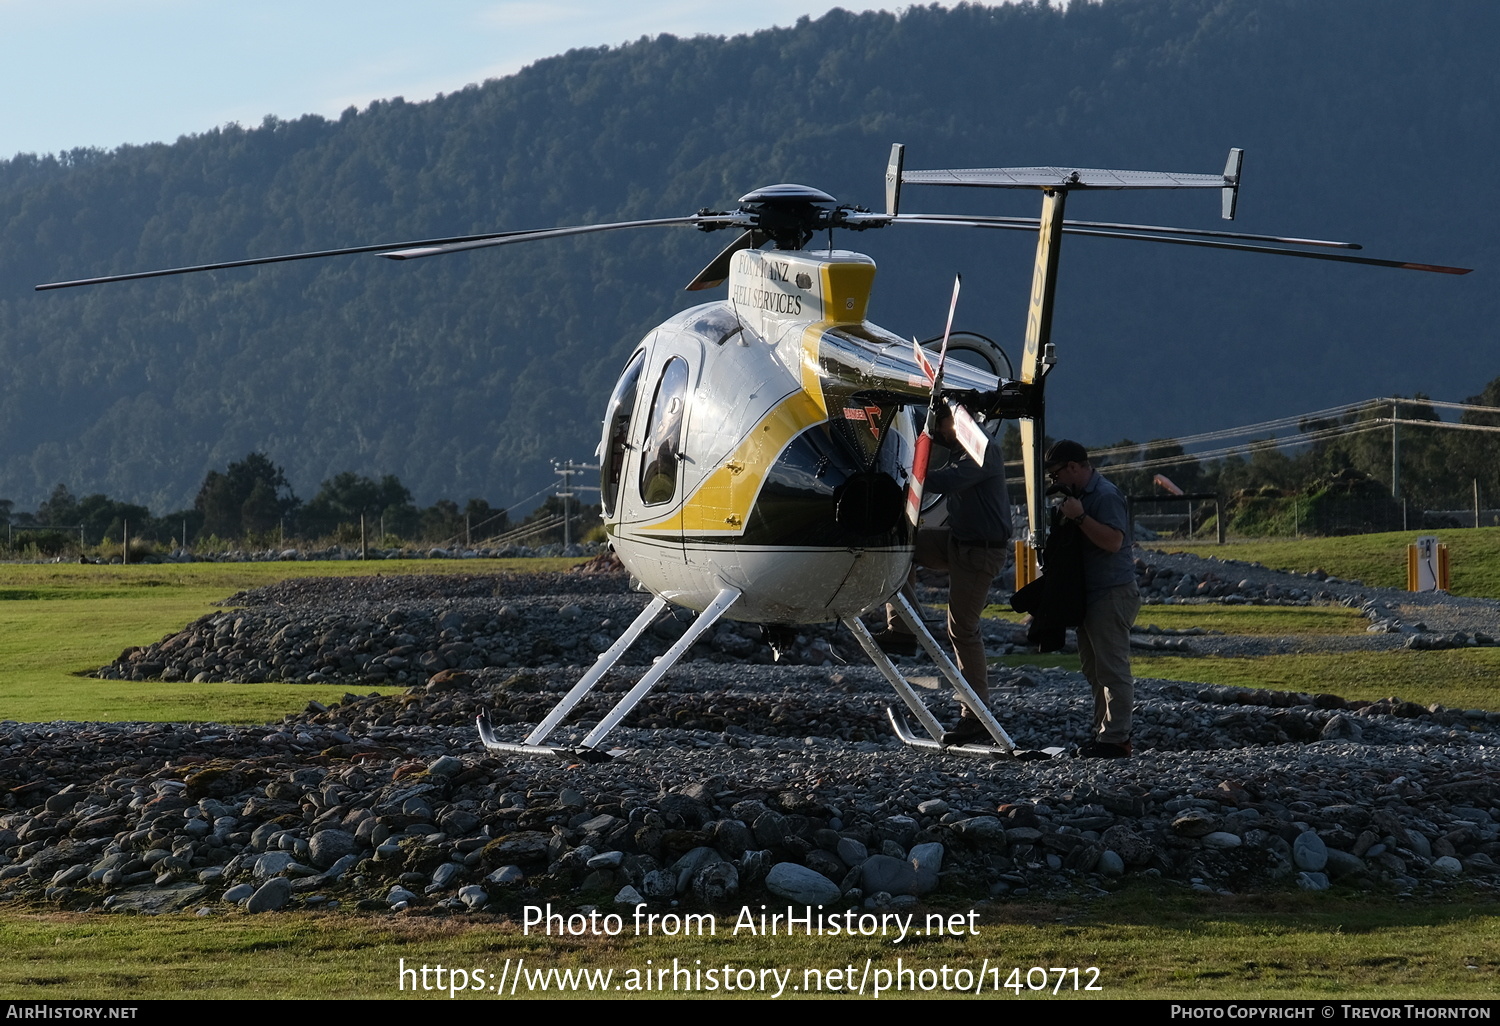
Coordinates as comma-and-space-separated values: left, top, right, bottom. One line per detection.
473, 581, 1037, 761
884, 707, 1061, 760
474, 588, 741, 760
844, 592, 1021, 755
475, 708, 614, 762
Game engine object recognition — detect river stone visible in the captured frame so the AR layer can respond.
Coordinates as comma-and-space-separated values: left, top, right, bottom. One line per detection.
253, 852, 294, 881
692, 861, 740, 905
1202, 831, 1242, 849
1097, 849, 1125, 876
672, 847, 723, 891
909, 842, 944, 895
860, 854, 919, 896
766, 862, 840, 905
485, 832, 551, 866
954, 817, 1006, 844
1433, 856, 1463, 876
1293, 831, 1328, 871
108, 883, 208, 913
641, 869, 676, 900
458, 885, 488, 909
1171, 811, 1218, 837
223, 883, 254, 903
308, 829, 359, 869
1296, 872, 1330, 891
324, 854, 358, 881
246, 877, 293, 912
712, 820, 752, 858
837, 837, 870, 865
586, 851, 625, 870
1324, 848, 1368, 880
1101, 824, 1153, 865
1320, 714, 1363, 741
427, 755, 464, 777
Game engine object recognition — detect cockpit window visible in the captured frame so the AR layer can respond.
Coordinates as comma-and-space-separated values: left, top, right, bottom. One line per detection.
600, 350, 645, 518
639, 357, 689, 506
684, 305, 744, 345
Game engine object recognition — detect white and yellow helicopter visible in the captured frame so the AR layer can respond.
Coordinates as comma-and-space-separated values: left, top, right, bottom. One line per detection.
39, 145, 1468, 760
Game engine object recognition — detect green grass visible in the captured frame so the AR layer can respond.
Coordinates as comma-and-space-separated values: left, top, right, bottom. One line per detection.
1134, 648, 1500, 711
0, 558, 582, 723
986, 602, 1368, 637
1151, 526, 1500, 600
0, 887, 1492, 999
988, 644, 1500, 714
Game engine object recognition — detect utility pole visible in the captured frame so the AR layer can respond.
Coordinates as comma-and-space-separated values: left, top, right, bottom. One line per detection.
554, 461, 574, 548
1391, 399, 1401, 500
553, 459, 601, 549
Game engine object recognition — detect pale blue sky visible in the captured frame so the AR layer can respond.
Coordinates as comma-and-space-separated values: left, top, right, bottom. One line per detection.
0, 0, 888, 159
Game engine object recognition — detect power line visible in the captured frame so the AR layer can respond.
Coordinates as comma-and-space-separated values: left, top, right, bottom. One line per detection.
999, 395, 1500, 475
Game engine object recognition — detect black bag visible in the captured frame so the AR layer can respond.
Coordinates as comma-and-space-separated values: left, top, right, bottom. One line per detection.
1010, 508, 1086, 651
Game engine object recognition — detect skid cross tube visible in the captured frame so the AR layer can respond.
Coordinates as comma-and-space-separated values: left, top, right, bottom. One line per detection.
890, 592, 1017, 750
525, 595, 668, 746
579, 587, 741, 749
885, 706, 1017, 758
843, 616, 950, 743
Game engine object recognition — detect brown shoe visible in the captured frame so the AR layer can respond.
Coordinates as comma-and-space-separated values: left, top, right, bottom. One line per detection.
942, 717, 992, 746
871, 629, 918, 657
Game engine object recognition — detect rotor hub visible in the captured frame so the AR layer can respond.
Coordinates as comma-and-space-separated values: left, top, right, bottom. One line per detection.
738, 184, 839, 249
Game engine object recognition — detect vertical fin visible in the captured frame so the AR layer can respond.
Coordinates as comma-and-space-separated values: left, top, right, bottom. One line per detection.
1221, 148, 1243, 221
886, 143, 906, 217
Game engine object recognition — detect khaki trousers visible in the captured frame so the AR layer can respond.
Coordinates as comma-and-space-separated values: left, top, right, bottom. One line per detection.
1076, 581, 1141, 743
889, 528, 1008, 704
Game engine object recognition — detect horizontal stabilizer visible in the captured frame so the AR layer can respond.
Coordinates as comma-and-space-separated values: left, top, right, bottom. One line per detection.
903, 165, 1230, 191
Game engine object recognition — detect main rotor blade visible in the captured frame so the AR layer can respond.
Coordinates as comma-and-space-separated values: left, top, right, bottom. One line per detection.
900, 213, 1362, 249
36, 214, 732, 291
684, 230, 761, 291
894, 216, 1472, 274
381, 215, 717, 259
34, 228, 542, 291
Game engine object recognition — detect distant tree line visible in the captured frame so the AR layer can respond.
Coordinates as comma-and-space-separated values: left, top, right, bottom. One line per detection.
0, 452, 602, 555
0, 0, 1492, 516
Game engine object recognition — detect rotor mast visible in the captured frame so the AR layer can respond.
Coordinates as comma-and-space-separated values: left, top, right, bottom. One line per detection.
1018, 188, 1066, 550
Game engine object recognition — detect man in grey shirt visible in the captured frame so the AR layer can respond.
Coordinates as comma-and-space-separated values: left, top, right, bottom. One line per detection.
1045, 439, 1140, 758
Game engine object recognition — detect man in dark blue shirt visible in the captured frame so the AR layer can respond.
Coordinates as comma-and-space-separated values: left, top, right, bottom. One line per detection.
883, 405, 1011, 746
1045, 439, 1141, 758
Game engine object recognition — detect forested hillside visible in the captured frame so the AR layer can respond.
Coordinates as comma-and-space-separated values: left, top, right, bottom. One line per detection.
1, 0, 1493, 512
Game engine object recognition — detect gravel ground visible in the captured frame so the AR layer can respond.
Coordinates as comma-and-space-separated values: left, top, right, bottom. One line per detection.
2, 548, 1495, 917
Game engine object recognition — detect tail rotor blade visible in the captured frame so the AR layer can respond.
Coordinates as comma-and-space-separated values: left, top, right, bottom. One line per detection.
949, 400, 989, 466
906, 273, 965, 525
